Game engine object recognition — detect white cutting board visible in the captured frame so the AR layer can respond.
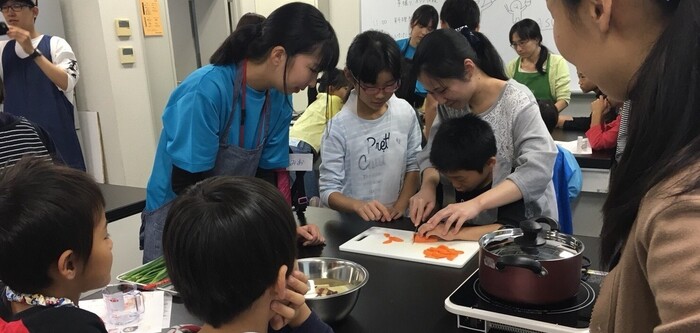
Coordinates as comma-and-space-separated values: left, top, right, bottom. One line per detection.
339, 227, 480, 268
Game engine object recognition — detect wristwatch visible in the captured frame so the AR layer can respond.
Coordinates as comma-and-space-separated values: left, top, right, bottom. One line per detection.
27, 48, 42, 60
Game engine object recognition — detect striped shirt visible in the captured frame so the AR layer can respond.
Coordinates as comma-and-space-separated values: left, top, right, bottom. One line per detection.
0, 114, 53, 169
615, 101, 631, 162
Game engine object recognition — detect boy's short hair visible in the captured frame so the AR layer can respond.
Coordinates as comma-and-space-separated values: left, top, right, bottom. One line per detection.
430, 113, 496, 172
537, 100, 558, 133
0, 157, 104, 293
163, 176, 297, 328
440, 0, 480, 29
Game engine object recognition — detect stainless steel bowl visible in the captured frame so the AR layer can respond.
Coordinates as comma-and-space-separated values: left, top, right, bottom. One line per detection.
297, 257, 369, 322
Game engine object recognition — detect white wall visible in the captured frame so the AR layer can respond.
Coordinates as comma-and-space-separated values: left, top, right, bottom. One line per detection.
35, 0, 66, 37
141, 0, 178, 138
60, 0, 158, 187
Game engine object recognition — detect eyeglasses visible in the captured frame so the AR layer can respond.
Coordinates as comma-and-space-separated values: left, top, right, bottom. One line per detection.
510, 39, 530, 49
351, 73, 400, 95
1, 3, 34, 13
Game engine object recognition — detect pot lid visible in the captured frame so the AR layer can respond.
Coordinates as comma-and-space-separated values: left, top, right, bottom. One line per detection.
481, 219, 584, 260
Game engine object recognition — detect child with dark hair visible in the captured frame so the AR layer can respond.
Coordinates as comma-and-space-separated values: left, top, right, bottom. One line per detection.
425, 114, 528, 239
289, 68, 351, 201
0, 157, 110, 332
142, 2, 337, 262
319, 30, 422, 222
163, 176, 331, 333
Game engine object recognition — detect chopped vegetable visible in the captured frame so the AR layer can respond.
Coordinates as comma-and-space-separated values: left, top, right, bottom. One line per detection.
382, 233, 404, 244
423, 245, 465, 261
413, 234, 439, 243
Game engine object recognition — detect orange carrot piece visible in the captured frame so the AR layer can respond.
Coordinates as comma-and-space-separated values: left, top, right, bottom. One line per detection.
382, 233, 404, 244
413, 234, 439, 243
423, 245, 465, 260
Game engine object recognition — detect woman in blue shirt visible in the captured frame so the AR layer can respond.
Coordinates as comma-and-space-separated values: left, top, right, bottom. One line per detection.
141, 3, 339, 262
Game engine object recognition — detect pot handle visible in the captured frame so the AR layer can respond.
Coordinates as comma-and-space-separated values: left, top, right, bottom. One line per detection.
533, 216, 560, 231
495, 255, 548, 277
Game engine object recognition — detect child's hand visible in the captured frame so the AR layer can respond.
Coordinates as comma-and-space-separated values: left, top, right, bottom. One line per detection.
386, 205, 405, 220
354, 200, 392, 222
270, 269, 312, 329
426, 200, 482, 235
591, 96, 611, 116
409, 187, 437, 226
297, 224, 325, 246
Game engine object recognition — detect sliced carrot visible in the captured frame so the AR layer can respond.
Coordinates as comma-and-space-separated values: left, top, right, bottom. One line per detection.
413, 234, 439, 243
382, 233, 404, 244
423, 245, 465, 260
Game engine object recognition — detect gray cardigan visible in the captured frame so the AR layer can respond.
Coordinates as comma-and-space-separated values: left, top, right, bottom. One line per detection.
418, 79, 558, 225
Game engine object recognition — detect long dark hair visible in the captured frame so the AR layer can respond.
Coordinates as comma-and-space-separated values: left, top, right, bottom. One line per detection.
209, 3, 339, 74
509, 18, 549, 74
563, 0, 698, 269
412, 27, 507, 82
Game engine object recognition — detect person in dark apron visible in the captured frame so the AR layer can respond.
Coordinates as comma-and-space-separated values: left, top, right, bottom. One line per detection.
141, 3, 339, 263
0, 0, 85, 170
506, 18, 571, 112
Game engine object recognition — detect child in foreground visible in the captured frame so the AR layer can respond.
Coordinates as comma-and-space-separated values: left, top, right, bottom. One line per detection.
0, 157, 111, 332
163, 176, 332, 333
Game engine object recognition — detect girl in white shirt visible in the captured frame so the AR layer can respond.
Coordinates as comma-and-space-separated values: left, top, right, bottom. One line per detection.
319, 30, 422, 222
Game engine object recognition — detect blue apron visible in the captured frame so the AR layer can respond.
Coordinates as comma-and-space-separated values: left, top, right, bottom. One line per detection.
2, 35, 85, 170
141, 61, 270, 263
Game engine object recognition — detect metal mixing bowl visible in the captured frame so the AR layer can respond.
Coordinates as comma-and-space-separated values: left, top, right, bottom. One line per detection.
297, 257, 369, 322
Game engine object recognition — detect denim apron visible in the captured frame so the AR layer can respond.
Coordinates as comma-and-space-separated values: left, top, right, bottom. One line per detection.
141, 61, 270, 262
513, 53, 554, 102
2, 36, 86, 170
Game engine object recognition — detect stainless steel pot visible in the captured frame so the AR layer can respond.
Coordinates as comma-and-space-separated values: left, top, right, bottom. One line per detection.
478, 217, 585, 305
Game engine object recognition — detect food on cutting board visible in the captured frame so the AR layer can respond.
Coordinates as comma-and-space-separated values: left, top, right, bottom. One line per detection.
413, 234, 439, 243
309, 278, 353, 297
423, 245, 465, 261
383, 232, 404, 244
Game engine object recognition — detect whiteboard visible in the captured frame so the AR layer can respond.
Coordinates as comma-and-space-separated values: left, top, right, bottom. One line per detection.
359, 0, 581, 93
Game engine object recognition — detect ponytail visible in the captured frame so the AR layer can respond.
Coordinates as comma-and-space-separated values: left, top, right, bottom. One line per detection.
210, 23, 262, 65
413, 27, 507, 82
536, 44, 549, 75
208, 2, 339, 74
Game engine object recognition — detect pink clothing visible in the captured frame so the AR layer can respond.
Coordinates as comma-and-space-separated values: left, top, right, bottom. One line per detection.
586, 114, 621, 150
